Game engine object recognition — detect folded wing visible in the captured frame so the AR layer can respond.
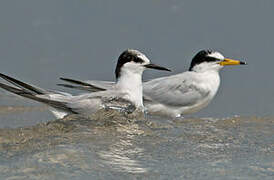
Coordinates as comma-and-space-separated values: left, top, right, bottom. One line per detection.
143, 73, 210, 107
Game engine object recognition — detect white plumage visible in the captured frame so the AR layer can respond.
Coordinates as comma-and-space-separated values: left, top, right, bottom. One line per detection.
0, 49, 170, 118
59, 50, 246, 118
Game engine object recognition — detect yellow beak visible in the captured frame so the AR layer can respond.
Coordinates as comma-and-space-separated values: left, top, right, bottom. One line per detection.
219, 58, 247, 66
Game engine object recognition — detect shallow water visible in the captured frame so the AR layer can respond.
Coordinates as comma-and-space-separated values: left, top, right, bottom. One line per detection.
0, 97, 273, 180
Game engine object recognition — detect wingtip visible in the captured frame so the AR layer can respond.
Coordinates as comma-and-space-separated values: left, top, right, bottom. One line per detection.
0, 73, 8, 78
60, 77, 68, 81
57, 83, 74, 88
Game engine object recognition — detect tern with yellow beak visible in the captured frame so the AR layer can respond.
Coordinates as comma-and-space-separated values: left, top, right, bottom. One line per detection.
59, 50, 247, 118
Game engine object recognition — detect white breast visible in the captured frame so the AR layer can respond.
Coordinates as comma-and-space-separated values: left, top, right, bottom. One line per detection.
182, 71, 220, 115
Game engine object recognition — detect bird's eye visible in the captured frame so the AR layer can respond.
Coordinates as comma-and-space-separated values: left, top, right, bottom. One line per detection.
134, 57, 144, 64
206, 50, 213, 54
205, 56, 219, 62
127, 55, 133, 61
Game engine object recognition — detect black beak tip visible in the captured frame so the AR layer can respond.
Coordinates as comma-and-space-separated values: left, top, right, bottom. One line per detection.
240, 61, 247, 65
157, 67, 172, 72
145, 64, 172, 72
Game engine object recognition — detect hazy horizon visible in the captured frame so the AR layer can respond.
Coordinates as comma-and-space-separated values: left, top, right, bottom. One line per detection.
0, 0, 274, 118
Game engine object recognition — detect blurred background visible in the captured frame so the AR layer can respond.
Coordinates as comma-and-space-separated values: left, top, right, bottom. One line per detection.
0, 0, 273, 118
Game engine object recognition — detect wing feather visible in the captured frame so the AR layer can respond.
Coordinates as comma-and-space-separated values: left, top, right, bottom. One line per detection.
143, 72, 210, 107
58, 78, 114, 92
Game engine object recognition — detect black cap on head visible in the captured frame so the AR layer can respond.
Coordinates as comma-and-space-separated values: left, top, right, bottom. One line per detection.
115, 49, 145, 79
189, 50, 220, 71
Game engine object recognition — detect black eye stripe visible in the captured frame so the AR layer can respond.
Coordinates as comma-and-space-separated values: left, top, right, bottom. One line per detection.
205, 56, 219, 62
115, 50, 145, 79
122, 54, 144, 64
134, 57, 144, 64
189, 50, 220, 71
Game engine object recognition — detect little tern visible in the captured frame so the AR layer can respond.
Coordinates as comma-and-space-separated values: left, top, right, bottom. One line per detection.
0, 49, 171, 118
59, 50, 247, 118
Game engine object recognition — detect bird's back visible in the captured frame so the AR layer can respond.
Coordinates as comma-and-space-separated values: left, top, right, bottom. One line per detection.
143, 71, 220, 117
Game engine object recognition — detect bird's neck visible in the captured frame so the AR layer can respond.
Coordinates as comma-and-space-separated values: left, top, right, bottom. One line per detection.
196, 70, 221, 95
115, 70, 144, 109
192, 63, 222, 73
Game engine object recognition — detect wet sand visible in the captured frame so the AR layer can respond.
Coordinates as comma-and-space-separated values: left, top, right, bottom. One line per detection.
0, 101, 273, 179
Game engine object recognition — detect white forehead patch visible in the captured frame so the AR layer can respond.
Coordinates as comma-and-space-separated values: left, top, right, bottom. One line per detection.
137, 53, 150, 64
127, 49, 150, 64
207, 51, 224, 60
127, 49, 141, 55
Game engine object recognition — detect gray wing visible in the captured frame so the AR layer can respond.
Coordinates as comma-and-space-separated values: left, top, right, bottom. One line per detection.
65, 90, 134, 114
58, 78, 114, 92
57, 74, 209, 108
0, 73, 132, 116
143, 72, 210, 107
